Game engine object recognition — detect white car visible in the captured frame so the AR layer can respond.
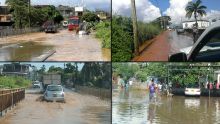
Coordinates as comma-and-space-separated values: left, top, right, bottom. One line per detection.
184, 84, 201, 96
44, 85, 65, 102
169, 21, 220, 62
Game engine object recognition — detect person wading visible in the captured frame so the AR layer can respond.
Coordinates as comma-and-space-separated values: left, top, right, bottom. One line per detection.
149, 79, 156, 102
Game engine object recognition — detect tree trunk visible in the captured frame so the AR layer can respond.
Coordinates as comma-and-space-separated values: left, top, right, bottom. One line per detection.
194, 12, 198, 29
131, 0, 139, 56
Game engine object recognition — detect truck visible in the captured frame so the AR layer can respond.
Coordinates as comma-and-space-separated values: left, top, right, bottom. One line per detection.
42, 73, 61, 90
68, 16, 80, 31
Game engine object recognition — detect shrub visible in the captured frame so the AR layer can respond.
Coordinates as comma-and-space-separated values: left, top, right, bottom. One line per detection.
0, 76, 31, 88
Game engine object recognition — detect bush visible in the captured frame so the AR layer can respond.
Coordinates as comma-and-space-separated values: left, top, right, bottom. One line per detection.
112, 15, 162, 61
0, 76, 31, 88
112, 16, 133, 61
95, 21, 111, 49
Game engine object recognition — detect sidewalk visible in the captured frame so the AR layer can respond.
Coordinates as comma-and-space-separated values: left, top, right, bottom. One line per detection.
132, 31, 170, 61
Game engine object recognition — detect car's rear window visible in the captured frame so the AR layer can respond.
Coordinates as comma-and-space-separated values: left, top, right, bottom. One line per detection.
47, 86, 62, 91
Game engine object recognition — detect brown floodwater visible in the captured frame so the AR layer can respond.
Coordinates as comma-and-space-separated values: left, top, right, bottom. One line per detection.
0, 41, 53, 61
0, 88, 111, 124
0, 30, 111, 61
112, 89, 220, 124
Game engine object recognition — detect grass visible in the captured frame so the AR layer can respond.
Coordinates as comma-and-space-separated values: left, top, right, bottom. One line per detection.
0, 76, 31, 89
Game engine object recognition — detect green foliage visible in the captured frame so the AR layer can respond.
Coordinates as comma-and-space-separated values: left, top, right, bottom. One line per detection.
138, 22, 162, 44
0, 76, 31, 88
80, 63, 111, 89
81, 12, 100, 22
112, 16, 133, 61
112, 15, 162, 61
95, 21, 111, 48
6, 0, 63, 28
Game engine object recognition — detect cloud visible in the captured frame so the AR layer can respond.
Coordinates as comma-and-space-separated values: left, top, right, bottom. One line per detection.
205, 10, 220, 21
112, 0, 161, 22
164, 0, 192, 23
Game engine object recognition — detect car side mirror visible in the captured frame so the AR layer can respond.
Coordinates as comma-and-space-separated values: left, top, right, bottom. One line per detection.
169, 52, 187, 62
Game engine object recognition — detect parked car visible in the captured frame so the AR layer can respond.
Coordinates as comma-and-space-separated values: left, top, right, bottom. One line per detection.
43, 20, 57, 33
62, 21, 68, 28
185, 83, 201, 96
176, 25, 184, 34
169, 21, 220, 62
44, 85, 65, 102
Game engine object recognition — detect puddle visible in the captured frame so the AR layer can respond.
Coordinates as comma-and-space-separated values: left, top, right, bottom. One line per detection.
0, 41, 54, 61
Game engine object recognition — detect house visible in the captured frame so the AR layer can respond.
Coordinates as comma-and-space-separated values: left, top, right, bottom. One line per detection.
95, 10, 110, 20
57, 5, 75, 18
182, 19, 210, 30
0, 6, 13, 29
2, 63, 31, 76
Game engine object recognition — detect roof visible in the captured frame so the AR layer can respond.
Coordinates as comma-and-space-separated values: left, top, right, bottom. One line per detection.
182, 20, 209, 23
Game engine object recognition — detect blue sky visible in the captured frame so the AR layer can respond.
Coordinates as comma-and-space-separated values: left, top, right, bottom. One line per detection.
0, 0, 110, 11
113, 0, 220, 23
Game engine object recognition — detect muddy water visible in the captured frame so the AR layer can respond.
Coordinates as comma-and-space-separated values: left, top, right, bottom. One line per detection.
0, 41, 53, 61
168, 31, 194, 54
113, 89, 220, 124
0, 89, 111, 124
0, 30, 111, 61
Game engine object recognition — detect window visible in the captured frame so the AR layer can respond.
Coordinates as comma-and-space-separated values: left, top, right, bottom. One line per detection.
194, 31, 220, 61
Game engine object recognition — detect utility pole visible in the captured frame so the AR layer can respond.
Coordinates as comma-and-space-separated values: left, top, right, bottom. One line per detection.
131, 0, 139, 56
28, 0, 31, 28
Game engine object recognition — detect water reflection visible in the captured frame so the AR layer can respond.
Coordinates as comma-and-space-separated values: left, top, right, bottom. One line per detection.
113, 90, 220, 124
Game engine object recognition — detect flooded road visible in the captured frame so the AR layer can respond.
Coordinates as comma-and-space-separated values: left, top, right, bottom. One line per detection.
0, 30, 110, 61
0, 89, 111, 124
168, 31, 194, 54
113, 89, 220, 124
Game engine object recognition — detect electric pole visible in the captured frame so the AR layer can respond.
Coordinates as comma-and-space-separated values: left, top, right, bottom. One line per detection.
28, 0, 31, 28
131, 0, 139, 56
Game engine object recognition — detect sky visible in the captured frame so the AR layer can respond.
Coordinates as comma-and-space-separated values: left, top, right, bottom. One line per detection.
112, 0, 220, 23
0, 0, 110, 11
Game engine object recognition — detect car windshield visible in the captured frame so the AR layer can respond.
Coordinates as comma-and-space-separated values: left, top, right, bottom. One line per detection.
68, 19, 79, 25
47, 85, 62, 91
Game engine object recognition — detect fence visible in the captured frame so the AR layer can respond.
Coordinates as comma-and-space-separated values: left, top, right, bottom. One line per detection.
0, 28, 41, 38
75, 85, 111, 100
0, 88, 25, 116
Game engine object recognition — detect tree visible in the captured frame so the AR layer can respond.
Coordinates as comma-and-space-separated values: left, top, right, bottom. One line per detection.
185, 0, 207, 29
131, 0, 139, 56
81, 12, 100, 22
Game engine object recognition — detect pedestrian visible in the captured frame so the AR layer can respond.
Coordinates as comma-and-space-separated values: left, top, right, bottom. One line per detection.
193, 24, 198, 43
149, 79, 156, 102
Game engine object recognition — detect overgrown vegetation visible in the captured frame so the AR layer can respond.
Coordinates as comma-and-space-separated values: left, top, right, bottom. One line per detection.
112, 15, 162, 61
6, 0, 63, 28
113, 63, 220, 87
0, 76, 31, 88
95, 21, 111, 49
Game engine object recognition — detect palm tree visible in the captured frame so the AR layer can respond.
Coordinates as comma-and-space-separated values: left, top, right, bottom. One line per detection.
185, 0, 207, 29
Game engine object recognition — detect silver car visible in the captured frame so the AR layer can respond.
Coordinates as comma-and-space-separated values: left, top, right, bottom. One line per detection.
44, 85, 65, 102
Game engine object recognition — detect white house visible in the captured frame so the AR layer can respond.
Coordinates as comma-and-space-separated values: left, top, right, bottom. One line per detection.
182, 20, 210, 30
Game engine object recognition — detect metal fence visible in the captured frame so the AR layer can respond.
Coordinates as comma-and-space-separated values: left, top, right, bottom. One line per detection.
0, 88, 25, 116
75, 85, 111, 100
0, 28, 41, 38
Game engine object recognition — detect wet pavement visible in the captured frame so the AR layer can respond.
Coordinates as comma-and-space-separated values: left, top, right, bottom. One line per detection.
168, 30, 194, 54
133, 30, 194, 61
112, 89, 220, 124
0, 30, 110, 61
0, 88, 111, 124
